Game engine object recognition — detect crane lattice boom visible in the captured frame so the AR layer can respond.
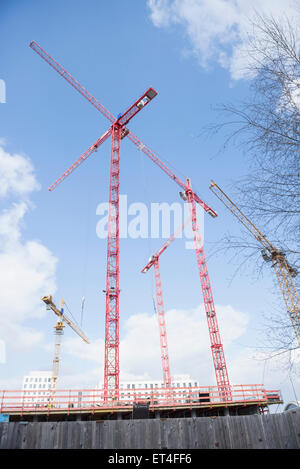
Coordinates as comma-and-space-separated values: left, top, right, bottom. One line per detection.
41, 295, 90, 343
29, 41, 217, 219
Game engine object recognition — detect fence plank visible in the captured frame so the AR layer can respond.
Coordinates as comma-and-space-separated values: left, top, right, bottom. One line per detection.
274, 412, 297, 449
228, 416, 248, 449
287, 410, 300, 448
214, 416, 232, 449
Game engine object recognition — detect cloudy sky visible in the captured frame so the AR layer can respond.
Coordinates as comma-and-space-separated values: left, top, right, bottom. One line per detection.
0, 0, 299, 409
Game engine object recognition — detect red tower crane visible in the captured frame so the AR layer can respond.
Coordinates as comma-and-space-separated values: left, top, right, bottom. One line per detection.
141, 219, 190, 401
30, 41, 230, 401
185, 179, 231, 399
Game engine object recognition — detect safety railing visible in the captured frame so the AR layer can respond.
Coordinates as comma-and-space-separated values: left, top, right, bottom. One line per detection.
0, 384, 281, 414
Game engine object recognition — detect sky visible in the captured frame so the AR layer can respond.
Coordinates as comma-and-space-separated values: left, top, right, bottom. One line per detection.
0, 0, 299, 410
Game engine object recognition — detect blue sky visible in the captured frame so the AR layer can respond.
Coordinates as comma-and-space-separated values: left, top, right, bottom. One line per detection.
0, 0, 299, 409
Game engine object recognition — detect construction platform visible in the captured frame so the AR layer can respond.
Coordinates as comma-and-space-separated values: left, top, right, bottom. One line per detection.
0, 384, 282, 422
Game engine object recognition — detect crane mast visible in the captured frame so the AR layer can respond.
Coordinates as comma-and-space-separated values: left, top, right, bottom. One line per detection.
185, 180, 231, 399
153, 258, 172, 401
52, 300, 65, 391
209, 180, 300, 347
104, 123, 121, 401
142, 219, 189, 400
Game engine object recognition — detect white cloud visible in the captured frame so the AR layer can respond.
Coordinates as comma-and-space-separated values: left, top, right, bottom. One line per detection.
62, 336, 104, 364
147, 0, 299, 79
119, 303, 248, 383
58, 367, 102, 389
0, 239, 57, 324
0, 146, 57, 352
278, 78, 300, 112
62, 303, 249, 386
0, 202, 28, 246
0, 146, 40, 198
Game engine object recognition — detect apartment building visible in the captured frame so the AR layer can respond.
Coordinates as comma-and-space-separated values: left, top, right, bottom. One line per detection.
22, 371, 53, 405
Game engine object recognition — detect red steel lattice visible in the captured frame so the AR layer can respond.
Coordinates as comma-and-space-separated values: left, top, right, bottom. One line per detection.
185, 180, 231, 399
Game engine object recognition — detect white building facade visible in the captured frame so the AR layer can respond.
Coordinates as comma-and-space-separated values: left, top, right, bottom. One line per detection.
22, 371, 53, 405
98, 374, 205, 403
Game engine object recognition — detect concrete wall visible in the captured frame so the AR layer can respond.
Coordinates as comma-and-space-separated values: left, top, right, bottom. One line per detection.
0, 412, 299, 449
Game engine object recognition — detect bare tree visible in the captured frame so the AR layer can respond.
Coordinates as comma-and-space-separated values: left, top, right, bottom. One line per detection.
209, 14, 300, 250
206, 14, 300, 352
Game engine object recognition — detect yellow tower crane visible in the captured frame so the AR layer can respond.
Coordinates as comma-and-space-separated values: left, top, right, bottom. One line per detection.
41, 295, 90, 392
209, 180, 300, 347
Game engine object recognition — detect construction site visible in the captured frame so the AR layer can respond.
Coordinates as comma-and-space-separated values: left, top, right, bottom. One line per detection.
1, 2, 300, 451
0, 38, 299, 449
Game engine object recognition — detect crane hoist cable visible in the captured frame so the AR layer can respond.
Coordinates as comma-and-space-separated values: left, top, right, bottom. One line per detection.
80, 296, 85, 328
63, 300, 81, 328
139, 149, 156, 306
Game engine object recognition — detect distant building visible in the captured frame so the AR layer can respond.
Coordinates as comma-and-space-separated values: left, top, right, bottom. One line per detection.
22, 371, 53, 406
98, 374, 204, 403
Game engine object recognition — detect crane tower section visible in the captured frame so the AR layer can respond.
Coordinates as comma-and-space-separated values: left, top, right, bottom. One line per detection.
185, 180, 231, 399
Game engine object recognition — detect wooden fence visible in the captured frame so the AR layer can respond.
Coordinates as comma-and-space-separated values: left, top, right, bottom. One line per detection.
0, 411, 299, 449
